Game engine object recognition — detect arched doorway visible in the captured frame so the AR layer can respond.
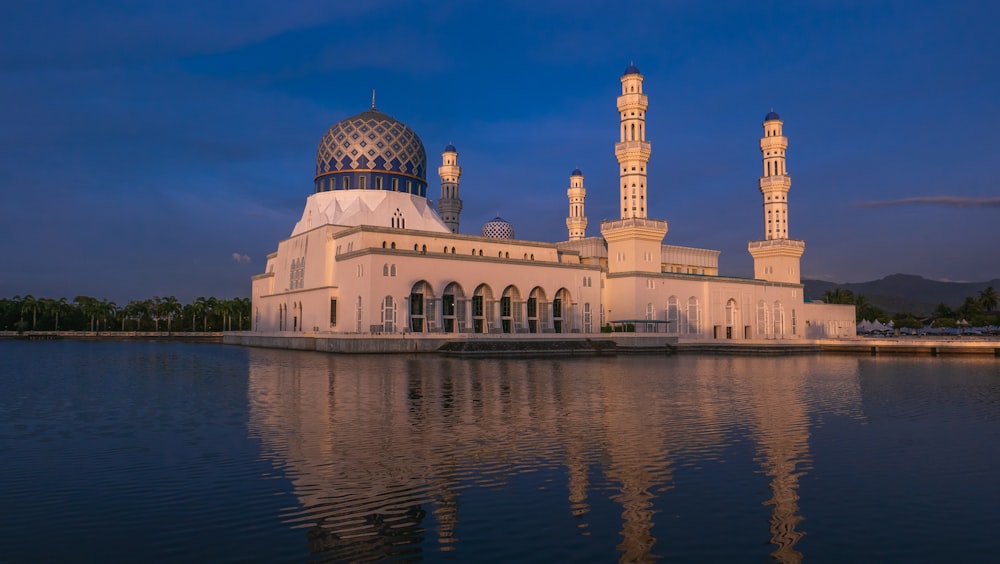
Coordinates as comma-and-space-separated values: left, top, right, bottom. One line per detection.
527, 287, 547, 333
553, 288, 572, 333
725, 298, 739, 339
472, 284, 494, 334
409, 281, 435, 332
501, 285, 522, 333
442, 282, 467, 333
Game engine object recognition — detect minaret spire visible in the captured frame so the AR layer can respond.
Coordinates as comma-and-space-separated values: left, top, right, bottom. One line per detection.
371, 89, 376, 110
566, 168, 588, 240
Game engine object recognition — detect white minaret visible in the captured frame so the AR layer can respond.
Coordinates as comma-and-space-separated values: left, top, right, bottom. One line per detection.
615, 63, 651, 219
602, 63, 668, 287
566, 168, 588, 240
748, 111, 804, 284
437, 144, 462, 233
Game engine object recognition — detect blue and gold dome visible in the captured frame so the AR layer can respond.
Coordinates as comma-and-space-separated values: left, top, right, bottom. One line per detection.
314, 108, 428, 196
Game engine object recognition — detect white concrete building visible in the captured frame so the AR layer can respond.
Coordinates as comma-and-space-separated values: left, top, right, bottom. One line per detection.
251, 65, 855, 339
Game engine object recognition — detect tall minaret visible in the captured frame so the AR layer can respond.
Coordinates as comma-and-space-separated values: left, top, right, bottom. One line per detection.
437, 144, 462, 233
760, 111, 791, 240
614, 63, 651, 219
566, 168, 588, 240
602, 62, 668, 301
749, 111, 804, 284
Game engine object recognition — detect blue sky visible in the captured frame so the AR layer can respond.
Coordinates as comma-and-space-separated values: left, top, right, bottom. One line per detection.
2, 0, 998, 303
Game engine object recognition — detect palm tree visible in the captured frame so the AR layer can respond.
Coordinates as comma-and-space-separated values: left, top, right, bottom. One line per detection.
150, 296, 163, 332
20, 294, 38, 330
74, 296, 99, 332
204, 297, 218, 331
161, 296, 181, 333
46, 297, 68, 330
235, 297, 251, 330
979, 286, 998, 313
193, 297, 211, 332
101, 300, 117, 332
216, 299, 232, 331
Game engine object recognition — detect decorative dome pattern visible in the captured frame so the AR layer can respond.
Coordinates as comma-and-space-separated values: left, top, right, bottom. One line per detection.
482, 216, 515, 239
314, 109, 428, 195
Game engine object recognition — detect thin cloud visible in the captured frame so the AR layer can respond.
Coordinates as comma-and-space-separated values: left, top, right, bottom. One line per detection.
231, 253, 251, 264
858, 196, 1000, 209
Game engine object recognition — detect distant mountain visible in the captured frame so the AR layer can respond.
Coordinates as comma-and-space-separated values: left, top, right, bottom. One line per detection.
803, 274, 1000, 316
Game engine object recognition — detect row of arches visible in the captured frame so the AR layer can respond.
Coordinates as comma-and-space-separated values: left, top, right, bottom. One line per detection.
641, 296, 702, 335
373, 281, 579, 334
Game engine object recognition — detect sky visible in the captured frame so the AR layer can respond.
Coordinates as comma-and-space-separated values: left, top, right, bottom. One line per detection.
2, 0, 998, 303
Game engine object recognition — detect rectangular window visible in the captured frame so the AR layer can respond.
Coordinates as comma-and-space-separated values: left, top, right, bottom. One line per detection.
472, 296, 483, 317
392, 178, 399, 191
406, 180, 412, 193
410, 293, 424, 316
330, 299, 337, 326
375, 176, 383, 190
343, 177, 350, 190
359, 175, 366, 189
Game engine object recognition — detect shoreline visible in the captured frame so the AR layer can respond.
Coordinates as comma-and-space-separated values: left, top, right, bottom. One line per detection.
5, 331, 999, 357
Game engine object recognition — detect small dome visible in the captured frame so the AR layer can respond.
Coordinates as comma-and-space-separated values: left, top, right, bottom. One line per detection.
444, 143, 457, 153
482, 216, 515, 239
623, 63, 641, 75
571, 168, 583, 177
764, 110, 781, 122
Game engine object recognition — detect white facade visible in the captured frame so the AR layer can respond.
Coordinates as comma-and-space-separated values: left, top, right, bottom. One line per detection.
251, 66, 855, 339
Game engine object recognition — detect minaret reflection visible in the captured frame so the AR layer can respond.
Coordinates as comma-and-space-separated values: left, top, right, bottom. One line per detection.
736, 355, 862, 563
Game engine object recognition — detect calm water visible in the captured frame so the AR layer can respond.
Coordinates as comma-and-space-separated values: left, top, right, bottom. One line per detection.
1, 341, 998, 563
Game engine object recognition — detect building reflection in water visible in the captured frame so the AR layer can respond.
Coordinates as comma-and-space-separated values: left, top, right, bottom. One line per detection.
247, 350, 862, 562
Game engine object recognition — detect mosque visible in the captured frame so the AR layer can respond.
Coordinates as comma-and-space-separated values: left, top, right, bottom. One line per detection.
250, 65, 855, 339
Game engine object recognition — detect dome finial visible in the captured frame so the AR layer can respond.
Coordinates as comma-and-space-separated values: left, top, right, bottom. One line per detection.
371, 89, 376, 110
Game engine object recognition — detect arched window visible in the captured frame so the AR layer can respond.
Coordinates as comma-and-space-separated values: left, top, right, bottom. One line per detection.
381, 296, 395, 333
757, 300, 767, 336
383, 264, 389, 277
773, 301, 784, 337
667, 296, 679, 334
687, 297, 700, 335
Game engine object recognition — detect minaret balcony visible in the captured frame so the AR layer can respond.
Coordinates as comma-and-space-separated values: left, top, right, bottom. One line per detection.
615, 141, 651, 158
617, 93, 648, 108
748, 238, 804, 251
758, 175, 791, 190
760, 136, 787, 151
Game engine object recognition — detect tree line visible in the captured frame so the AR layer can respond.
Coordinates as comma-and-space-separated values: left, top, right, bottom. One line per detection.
822, 286, 999, 329
0, 295, 251, 333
